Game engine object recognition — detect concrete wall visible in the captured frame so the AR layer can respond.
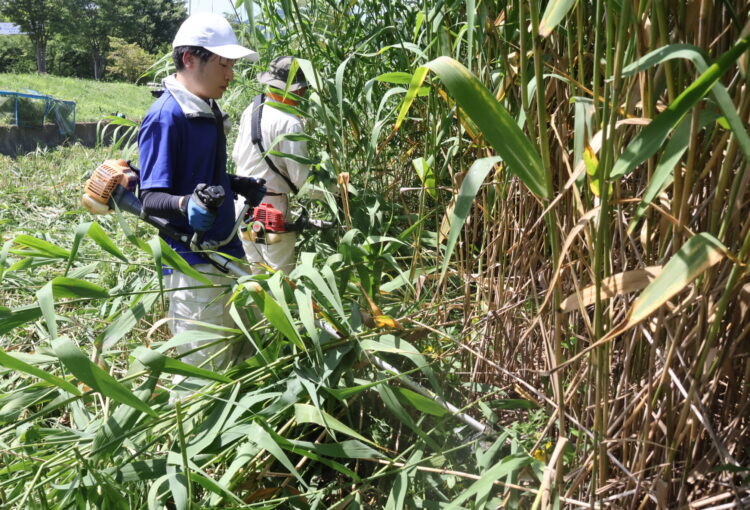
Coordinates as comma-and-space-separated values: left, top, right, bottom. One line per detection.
0, 123, 118, 157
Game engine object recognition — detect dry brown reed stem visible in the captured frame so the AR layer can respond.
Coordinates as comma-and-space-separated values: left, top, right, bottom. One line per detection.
538, 436, 568, 509
372, 0, 750, 505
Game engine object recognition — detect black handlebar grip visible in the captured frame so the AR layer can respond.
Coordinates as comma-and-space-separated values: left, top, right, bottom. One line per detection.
194, 183, 226, 211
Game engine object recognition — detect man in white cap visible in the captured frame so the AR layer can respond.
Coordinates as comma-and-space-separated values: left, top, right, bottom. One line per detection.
137, 14, 265, 381
232, 56, 311, 275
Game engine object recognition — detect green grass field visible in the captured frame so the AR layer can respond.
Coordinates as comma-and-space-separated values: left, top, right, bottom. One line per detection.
0, 73, 154, 122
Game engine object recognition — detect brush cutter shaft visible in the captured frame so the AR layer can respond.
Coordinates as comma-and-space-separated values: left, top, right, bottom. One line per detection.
111, 186, 190, 245
305, 218, 334, 230
81, 160, 251, 276
111, 186, 249, 277
98, 181, 250, 277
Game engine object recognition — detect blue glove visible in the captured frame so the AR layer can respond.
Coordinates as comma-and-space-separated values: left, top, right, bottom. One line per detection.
229, 175, 267, 208
185, 195, 216, 231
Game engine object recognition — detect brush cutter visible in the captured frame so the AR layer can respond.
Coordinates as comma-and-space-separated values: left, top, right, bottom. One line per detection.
81, 159, 487, 435
82, 159, 251, 275
82, 159, 331, 275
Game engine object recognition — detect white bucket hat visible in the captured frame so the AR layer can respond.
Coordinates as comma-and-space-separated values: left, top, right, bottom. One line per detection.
172, 13, 258, 61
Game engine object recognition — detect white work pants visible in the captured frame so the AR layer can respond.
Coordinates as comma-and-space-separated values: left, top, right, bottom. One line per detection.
165, 263, 251, 371
241, 194, 297, 275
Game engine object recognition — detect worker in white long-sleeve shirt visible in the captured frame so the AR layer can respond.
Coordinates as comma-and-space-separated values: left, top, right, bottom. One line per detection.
232, 56, 309, 275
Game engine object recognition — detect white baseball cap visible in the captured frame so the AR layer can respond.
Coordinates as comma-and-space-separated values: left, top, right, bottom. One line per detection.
172, 13, 258, 61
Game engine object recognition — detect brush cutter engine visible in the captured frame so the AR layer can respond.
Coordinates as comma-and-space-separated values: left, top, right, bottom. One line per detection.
82, 159, 138, 215
244, 203, 287, 244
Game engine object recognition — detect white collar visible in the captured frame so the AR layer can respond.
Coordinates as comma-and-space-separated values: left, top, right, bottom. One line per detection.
163, 74, 218, 119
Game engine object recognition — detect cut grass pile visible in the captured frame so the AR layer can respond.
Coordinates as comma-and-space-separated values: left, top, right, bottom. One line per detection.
0, 73, 154, 123
0, 144, 121, 251
0, 144, 156, 308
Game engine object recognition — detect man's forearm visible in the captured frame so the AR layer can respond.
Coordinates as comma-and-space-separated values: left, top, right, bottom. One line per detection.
141, 189, 186, 220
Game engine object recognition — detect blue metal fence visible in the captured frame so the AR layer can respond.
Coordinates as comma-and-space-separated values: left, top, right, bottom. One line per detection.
0, 90, 76, 135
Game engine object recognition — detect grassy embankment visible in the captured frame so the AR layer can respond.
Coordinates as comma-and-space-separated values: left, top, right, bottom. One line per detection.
0, 73, 153, 122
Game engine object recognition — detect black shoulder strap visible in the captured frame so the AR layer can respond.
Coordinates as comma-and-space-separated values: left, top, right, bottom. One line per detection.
251, 93, 299, 194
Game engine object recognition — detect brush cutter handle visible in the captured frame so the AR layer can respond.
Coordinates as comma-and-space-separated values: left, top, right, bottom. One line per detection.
186, 183, 227, 249
192, 183, 225, 211
109, 185, 250, 276
185, 196, 216, 232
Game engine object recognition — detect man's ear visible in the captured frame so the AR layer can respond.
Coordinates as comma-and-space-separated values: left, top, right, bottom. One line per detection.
181, 50, 195, 69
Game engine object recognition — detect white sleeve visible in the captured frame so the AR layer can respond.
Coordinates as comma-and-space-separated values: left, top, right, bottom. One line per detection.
232, 108, 250, 170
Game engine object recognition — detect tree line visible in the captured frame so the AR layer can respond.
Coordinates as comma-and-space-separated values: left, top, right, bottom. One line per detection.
0, 0, 186, 80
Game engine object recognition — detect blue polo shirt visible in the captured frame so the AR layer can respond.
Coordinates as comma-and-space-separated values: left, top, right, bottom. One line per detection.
137, 87, 244, 266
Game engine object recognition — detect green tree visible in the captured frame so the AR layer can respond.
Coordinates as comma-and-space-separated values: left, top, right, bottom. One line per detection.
72, 0, 119, 79
47, 33, 90, 77
0, 0, 63, 73
106, 37, 153, 83
67, 0, 185, 80
121, 0, 186, 54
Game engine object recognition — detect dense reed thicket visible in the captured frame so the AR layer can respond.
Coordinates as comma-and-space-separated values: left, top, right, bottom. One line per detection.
1, 0, 749, 508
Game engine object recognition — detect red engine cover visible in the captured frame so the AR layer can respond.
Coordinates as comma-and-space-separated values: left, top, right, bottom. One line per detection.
253, 203, 286, 232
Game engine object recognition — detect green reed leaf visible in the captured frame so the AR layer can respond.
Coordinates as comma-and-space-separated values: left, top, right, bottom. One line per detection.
294, 403, 375, 446
248, 422, 309, 488
133, 347, 232, 383
0, 347, 80, 396
99, 292, 160, 352
396, 387, 449, 417
412, 157, 436, 199
36, 282, 57, 339
395, 66, 430, 130
0, 304, 43, 335
611, 36, 750, 179
49, 277, 110, 299
628, 109, 719, 232
439, 156, 500, 283
66, 222, 127, 277
91, 377, 157, 459
444, 454, 533, 510
376, 383, 440, 450
52, 336, 157, 417
539, 0, 578, 37
12, 235, 70, 259
620, 43, 750, 162
424, 56, 549, 199
251, 284, 304, 350
375, 72, 414, 84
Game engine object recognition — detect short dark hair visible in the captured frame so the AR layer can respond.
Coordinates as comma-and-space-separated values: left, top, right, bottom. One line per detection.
173, 46, 214, 71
